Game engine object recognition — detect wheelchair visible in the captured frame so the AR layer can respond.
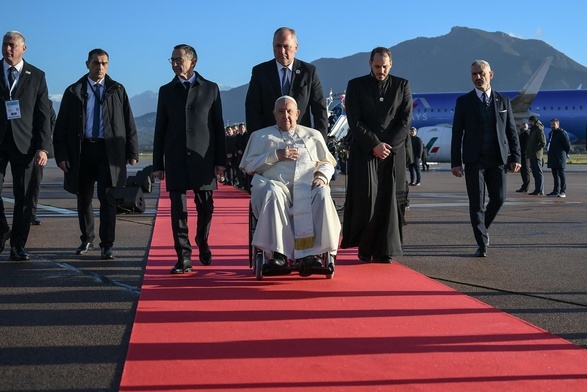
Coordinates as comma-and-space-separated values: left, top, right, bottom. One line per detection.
248, 204, 335, 280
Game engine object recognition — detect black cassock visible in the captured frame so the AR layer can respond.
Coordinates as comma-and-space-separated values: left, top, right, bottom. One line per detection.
340, 73, 412, 257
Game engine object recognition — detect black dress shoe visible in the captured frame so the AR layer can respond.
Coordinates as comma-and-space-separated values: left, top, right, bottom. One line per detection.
75, 242, 94, 255
373, 255, 394, 263
196, 238, 212, 265
475, 247, 487, 257
30, 215, 41, 225
0, 229, 11, 253
515, 188, 528, 193
100, 247, 115, 260
299, 256, 323, 269
170, 258, 193, 274
358, 253, 372, 262
529, 191, 544, 196
10, 246, 30, 261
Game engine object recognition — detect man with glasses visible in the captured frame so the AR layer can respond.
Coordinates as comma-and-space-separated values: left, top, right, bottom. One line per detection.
153, 44, 226, 274
53, 48, 138, 260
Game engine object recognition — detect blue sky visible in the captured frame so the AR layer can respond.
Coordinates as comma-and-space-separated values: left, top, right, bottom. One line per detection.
2, 0, 585, 99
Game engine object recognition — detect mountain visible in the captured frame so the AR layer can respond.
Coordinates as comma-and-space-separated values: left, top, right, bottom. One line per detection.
219, 26, 587, 124
117, 26, 587, 151
130, 90, 158, 117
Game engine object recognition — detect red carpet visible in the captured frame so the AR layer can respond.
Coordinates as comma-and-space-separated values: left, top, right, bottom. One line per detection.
120, 184, 587, 391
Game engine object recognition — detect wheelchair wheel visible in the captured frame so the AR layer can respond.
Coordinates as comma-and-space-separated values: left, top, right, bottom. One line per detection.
254, 252, 264, 280
325, 254, 335, 279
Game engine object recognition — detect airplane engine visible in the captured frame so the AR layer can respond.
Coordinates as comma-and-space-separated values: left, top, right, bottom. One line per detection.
417, 124, 452, 163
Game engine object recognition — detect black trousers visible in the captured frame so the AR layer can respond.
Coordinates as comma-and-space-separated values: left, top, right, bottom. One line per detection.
0, 133, 35, 247
77, 139, 116, 248
169, 190, 214, 260
464, 163, 506, 249
29, 164, 43, 218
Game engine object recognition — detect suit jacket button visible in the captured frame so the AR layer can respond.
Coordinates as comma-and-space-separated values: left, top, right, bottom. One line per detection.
187, 105, 192, 110
187, 151, 191, 156
187, 128, 192, 132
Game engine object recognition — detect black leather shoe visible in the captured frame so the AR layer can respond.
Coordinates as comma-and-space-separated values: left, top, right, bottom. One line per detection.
170, 258, 193, 274
475, 247, 487, 257
0, 229, 11, 253
529, 191, 544, 196
373, 255, 394, 263
358, 253, 372, 262
196, 238, 212, 265
75, 242, 94, 255
266, 252, 288, 269
100, 247, 115, 260
30, 215, 41, 225
300, 256, 323, 269
10, 246, 30, 261
515, 188, 527, 193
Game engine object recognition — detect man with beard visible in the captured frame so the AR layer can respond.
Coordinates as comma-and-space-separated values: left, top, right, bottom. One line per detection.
340, 47, 412, 263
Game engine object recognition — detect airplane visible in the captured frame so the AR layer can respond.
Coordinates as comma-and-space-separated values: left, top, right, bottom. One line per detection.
328, 57, 587, 163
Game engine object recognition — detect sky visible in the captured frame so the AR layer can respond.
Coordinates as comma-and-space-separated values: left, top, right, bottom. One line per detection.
2, 0, 586, 100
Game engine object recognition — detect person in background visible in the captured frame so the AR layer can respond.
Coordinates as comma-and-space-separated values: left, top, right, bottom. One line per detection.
515, 121, 530, 193
408, 126, 423, 186
526, 116, 546, 196
54, 48, 138, 260
451, 59, 521, 258
152, 44, 226, 274
28, 102, 56, 225
546, 118, 570, 198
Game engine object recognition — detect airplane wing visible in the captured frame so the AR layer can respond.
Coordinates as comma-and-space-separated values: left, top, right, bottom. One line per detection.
510, 57, 553, 115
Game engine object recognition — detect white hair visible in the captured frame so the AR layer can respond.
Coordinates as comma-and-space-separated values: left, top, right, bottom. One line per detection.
274, 95, 298, 110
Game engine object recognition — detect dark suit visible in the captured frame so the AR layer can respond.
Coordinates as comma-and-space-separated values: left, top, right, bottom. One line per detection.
53, 74, 138, 249
451, 90, 520, 250
245, 58, 328, 139
153, 73, 226, 260
0, 60, 52, 248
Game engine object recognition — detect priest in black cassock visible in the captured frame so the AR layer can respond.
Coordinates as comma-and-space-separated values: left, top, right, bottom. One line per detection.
340, 47, 412, 263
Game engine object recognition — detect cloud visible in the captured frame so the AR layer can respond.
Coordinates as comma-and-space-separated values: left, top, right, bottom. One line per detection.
49, 94, 63, 102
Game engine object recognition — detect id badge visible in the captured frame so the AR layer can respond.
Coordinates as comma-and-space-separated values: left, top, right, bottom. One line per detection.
5, 100, 21, 120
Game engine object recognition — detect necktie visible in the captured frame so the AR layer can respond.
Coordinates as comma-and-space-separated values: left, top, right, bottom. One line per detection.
482, 92, 488, 107
7, 66, 16, 87
281, 68, 290, 95
92, 84, 101, 138
184, 81, 191, 90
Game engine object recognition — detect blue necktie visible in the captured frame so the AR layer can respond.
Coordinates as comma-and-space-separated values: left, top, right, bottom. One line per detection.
482, 92, 488, 107
92, 84, 101, 138
7, 66, 16, 87
281, 68, 290, 95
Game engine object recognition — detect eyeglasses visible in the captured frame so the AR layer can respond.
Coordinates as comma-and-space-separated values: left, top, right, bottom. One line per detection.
168, 57, 185, 64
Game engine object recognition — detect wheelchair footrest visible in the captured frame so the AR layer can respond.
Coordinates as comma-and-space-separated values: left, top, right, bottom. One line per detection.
299, 263, 334, 277
262, 265, 292, 276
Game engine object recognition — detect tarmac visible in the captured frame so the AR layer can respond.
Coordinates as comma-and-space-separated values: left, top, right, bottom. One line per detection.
0, 158, 586, 391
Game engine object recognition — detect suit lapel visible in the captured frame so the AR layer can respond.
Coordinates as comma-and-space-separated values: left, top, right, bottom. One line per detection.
268, 61, 282, 96
0, 61, 9, 99
290, 59, 301, 93
11, 61, 30, 99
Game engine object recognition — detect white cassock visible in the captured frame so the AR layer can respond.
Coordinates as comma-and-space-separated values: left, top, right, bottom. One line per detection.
239, 125, 341, 260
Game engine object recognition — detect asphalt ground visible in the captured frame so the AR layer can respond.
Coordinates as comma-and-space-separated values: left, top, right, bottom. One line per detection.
1, 159, 586, 391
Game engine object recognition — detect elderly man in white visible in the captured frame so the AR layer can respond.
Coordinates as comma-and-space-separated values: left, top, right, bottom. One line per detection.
240, 95, 341, 272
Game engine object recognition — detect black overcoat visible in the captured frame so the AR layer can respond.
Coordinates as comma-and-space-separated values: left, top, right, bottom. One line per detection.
53, 74, 139, 194
153, 73, 226, 192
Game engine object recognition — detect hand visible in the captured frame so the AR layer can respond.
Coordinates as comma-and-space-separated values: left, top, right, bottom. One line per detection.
372, 142, 392, 159
215, 166, 226, 177
152, 170, 165, 180
35, 150, 48, 166
452, 166, 464, 177
510, 162, 521, 173
278, 147, 299, 161
58, 161, 70, 173
312, 178, 326, 189
128, 158, 137, 166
